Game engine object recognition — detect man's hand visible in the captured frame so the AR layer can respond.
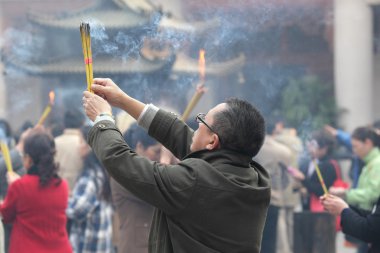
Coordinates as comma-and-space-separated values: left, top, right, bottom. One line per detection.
321, 194, 349, 215
290, 169, 305, 181
91, 78, 127, 108
324, 125, 338, 137
83, 91, 112, 122
329, 186, 347, 198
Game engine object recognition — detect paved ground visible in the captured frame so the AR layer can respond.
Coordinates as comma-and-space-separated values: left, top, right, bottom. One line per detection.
336, 232, 357, 253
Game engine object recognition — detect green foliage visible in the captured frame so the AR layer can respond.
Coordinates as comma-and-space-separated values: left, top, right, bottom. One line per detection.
275, 75, 339, 135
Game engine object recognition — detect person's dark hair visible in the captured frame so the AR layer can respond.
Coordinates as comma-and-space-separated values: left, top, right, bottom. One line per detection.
123, 123, 157, 149
23, 128, 61, 187
14, 120, 34, 143
64, 108, 85, 129
352, 126, 380, 148
0, 119, 12, 138
81, 125, 111, 202
212, 98, 265, 157
310, 130, 336, 156
265, 117, 278, 135
373, 120, 380, 130
47, 116, 64, 137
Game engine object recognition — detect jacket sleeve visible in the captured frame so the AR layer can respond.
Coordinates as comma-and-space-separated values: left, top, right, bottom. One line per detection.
88, 121, 197, 215
0, 180, 20, 223
346, 166, 380, 207
336, 130, 353, 151
147, 110, 193, 160
341, 199, 380, 243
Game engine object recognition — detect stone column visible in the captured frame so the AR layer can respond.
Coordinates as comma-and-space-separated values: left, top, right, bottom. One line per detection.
334, 0, 373, 131
0, 6, 6, 118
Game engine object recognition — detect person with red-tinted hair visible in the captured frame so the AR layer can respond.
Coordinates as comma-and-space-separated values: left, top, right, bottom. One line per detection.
0, 128, 72, 253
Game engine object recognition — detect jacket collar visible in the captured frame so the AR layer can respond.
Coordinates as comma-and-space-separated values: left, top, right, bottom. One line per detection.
364, 147, 380, 164
184, 148, 253, 168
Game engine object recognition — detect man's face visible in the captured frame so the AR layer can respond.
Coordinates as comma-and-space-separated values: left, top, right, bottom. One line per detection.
190, 103, 226, 152
352, 138, 373, 159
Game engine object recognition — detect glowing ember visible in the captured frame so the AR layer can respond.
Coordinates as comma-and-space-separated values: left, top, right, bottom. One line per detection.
199, 49, 206, 83
49, 91, 55, 105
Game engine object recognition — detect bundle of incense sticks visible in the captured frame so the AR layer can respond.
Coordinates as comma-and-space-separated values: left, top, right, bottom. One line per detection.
80, 22, 93, 92
181, 50, 206, 121
0, 141, 13, 173
37, 91, 55, 126
313, 159, 329, 195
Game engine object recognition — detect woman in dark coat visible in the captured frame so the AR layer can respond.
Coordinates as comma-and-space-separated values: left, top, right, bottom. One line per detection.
292, 130, 338, 211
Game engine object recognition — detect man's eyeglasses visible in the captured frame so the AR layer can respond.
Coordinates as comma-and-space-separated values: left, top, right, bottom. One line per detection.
195, 113, 222, 144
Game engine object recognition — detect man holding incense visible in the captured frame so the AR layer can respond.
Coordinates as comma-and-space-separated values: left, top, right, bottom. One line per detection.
82, 78, 270, 253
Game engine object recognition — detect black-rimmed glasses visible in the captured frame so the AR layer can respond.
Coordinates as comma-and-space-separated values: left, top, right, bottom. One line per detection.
195, 113, 222, 144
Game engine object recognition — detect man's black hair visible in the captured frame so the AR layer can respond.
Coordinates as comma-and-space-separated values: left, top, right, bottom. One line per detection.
212, 98, 265, 157
352, 126, 380, 148
310, 130, 336, 156
64, 108, 85, 129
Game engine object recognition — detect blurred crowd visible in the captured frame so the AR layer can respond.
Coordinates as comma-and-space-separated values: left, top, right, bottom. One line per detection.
254, 117, 380, 253
0, 108, 379, 253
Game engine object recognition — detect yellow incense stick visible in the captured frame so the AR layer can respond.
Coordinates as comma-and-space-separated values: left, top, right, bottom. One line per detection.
313, 159, 329, 195
37, 105, 52, 126
80, 23, 93, 92
181, 91, 204, 121
0, 142, 13, 173
181, 50, 207, 121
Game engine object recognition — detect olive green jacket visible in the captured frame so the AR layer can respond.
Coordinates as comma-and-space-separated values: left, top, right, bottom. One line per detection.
89, 109, 270, 253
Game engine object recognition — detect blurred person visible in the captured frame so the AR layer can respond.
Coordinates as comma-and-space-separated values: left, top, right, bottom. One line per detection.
111, 123, 161, 253
82, 78, 270, 253
0, 125, 30, 253
0, 119, 15, 148
292, 130, 338, 211
330, 127, 380, 211
255, 119, 293, 253
330, 127, 380, 252
0, 222, 3, 253
0, 128, 72, 253
372, 120, 380, 130
325, 124, 364, 188
269, 118, 303, 253
47, 116, 64, 138
321, 194, 380, 253
66, 125, 113, 253
55, 108, 85, 192
13, 120, 33, 144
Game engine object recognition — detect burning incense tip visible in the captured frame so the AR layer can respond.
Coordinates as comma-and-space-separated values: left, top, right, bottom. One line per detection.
49, 91, 55, 105
181, 50, 208, 121
199, 49, 206, 83
37, 91, 54, 126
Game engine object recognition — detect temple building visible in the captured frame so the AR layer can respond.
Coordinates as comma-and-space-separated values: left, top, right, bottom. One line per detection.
3, 0, 376, 132
1, 0, 245, 128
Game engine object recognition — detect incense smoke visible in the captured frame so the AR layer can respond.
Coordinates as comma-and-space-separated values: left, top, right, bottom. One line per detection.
0, 1, 334, 133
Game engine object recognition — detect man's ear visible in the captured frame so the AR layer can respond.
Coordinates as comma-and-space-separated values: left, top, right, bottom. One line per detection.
206, 134, 220, 150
